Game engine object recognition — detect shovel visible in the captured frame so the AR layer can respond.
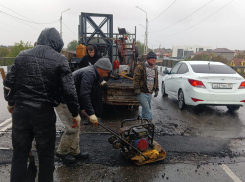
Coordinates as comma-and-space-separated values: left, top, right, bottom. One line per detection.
27, 151, 37, 182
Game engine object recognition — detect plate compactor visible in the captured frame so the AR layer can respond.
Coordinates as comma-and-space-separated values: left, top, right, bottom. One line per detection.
107, 116, 166, 165
81, 111, 166, 165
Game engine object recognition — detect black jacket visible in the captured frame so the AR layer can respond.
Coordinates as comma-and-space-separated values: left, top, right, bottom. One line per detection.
3, 28, 79, 117
73, 65, 103, 116
79, 44, 102, 68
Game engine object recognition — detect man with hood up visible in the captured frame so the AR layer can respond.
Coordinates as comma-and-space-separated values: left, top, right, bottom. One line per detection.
79, 44, 102, 68
3, 28, 80, 182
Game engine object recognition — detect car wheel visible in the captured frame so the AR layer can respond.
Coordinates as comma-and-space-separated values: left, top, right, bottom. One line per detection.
178, 90, 185, 110
161, 82, 168, 97
227, 105, 240, 111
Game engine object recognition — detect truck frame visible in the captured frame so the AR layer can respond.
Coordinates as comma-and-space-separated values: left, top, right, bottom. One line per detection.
68, 12, 140, 106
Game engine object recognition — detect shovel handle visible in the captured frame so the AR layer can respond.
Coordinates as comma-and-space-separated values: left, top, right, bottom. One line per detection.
117, 74, 133, 80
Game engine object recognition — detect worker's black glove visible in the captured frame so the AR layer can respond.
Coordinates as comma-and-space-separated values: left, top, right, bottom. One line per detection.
154, 91, 158, 97
135, 89, 140, 96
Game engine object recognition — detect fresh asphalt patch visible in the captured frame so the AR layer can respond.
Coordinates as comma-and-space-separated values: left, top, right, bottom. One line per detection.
0, 133, 237, 167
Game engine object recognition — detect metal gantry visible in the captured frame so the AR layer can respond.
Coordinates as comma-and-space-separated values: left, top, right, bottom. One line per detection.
79, 12, 113, 62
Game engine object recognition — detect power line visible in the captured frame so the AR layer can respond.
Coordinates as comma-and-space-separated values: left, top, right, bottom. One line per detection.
0, 21, 37, 37
0, 10, 59, 24
0, 13, 41, 31
149, 0, 177, 22
0, 4, 41, 24
62, 22, 77, 36
149, 0, 213, 33
0, 4, 76, 43
156, 0, 235, 38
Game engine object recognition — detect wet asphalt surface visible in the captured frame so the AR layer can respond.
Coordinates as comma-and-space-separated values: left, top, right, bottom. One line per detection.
0, 74, 245, 182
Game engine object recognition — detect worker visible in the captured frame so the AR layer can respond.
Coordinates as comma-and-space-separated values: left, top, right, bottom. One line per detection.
133, 51, 159, 123
79, 44, 102, 68
3, 28, 80, 182
78, 44, 106, 124
56, 58, 112, 161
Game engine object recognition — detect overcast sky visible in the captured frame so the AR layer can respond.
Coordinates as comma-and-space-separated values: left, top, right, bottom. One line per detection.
0, 0, 244, 50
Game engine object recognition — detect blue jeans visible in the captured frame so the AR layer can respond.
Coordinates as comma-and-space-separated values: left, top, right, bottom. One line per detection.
137, 93, 152, 121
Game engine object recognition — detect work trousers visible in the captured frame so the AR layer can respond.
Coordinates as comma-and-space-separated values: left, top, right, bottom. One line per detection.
11, 105, 56, 182
137, 93, 152, 121
56, 103, 80, 155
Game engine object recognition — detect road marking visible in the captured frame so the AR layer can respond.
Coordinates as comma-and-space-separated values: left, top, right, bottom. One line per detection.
220, 164, 242, 182
0, 123, 12, 134
0, 118, 12, 127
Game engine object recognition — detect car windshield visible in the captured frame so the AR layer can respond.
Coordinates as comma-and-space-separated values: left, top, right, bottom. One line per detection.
190, 64, 236, 74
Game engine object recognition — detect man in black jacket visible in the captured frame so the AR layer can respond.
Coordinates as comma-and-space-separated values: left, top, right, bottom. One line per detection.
3, 28, 80, 182
56, 58, 112, 159
79, 44, 102, 68
74, 58, 112, 123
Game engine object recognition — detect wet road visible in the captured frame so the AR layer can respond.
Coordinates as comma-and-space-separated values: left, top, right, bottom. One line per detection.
0, 74, 245, 182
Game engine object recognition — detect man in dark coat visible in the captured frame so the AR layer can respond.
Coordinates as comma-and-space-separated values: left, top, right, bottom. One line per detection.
79, 44, 102, 68
73, 58, 112, 123
3, 28, 80, 182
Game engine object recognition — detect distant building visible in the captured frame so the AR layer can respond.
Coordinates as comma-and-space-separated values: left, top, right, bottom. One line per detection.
230, 58, 245, 67
154, 48, 172, 60
190, 50, 211, 59
211, 48, 235, 62
172, 45, 212, 59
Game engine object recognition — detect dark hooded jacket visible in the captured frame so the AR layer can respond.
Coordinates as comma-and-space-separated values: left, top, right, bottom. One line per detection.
79, 44, 102, 68
72, 65, 103, 117
3, 28, 79, 116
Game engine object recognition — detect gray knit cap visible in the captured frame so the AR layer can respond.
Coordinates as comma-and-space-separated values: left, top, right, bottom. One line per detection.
94, 58, 112, 71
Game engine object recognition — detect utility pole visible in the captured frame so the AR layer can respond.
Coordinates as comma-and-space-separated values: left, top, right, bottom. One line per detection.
139, 24, 146, 54
60, 8, 70, 38
136, 6, 148, 54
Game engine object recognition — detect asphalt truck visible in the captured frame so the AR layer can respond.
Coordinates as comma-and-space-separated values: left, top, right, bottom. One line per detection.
63, 12, 141, 106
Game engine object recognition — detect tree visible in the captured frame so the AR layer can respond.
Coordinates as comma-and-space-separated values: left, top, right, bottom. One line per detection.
191, 54, 211, 61
191, 52, 228, 64
67, 40, 78, 51
136, 40, 144, 55
7, 40, 33, 57
212, 55, 228, 64
0, 46, 9, 57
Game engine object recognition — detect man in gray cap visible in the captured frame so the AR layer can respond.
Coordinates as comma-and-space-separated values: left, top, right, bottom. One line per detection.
56, 58, 112, 162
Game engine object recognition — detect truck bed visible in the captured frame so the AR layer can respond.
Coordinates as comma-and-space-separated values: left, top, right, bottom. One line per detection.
102, 77, 140, 106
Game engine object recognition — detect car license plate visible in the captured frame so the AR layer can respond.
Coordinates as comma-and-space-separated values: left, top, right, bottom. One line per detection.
212, 83, 232, 89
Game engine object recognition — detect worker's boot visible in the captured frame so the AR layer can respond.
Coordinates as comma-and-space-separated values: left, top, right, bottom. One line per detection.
55, 152, 76, 164
72, 152, 89, 160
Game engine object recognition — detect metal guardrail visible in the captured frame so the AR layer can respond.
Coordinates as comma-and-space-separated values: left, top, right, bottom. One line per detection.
0, 57, 15, 66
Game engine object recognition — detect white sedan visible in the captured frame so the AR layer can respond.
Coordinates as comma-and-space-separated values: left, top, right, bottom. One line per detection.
161, 61, 245, 111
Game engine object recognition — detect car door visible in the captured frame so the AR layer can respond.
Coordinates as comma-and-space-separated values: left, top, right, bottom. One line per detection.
165, 63, 182, 95
172, 63, 189, 96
